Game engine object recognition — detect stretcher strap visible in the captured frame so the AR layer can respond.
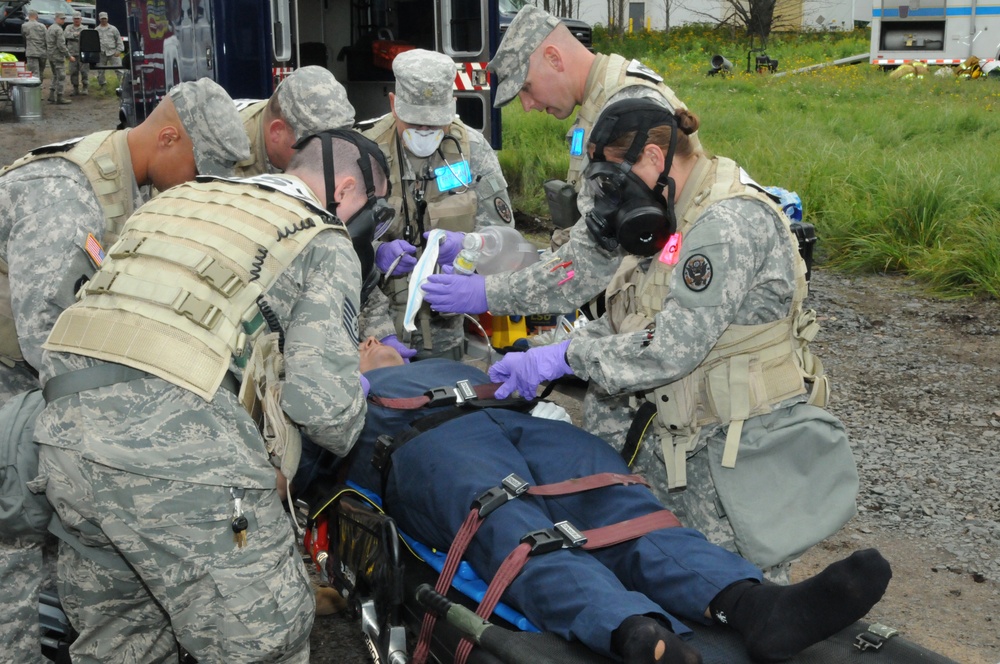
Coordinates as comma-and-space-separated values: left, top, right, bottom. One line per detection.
454, 543, 533, 664
453, 510, 681, 664
525, 472, 648, 496
581, 510, 681, 548
369, 382, 502, 409
413, 509, 484, 664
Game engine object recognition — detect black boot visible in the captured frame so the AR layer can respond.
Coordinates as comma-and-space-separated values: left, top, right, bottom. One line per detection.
709, 549, 892, 662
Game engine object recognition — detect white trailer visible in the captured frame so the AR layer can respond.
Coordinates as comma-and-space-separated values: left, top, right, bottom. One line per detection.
870, 0, 1000, 65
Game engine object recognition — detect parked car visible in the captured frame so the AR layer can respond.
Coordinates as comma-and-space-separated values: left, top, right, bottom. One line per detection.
498, 0, 592, 50
0, 0, 95, 58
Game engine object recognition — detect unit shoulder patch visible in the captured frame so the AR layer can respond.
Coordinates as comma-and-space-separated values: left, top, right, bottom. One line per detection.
682, 254, 713, 292
495, 197, 512, 224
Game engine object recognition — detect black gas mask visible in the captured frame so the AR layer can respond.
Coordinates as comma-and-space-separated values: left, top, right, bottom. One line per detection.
293, 130, 394, 305
584, 99, 679, 257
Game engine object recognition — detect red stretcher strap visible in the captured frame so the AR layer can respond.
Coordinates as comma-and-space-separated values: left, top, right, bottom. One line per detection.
581, 510, 682, 550
412, 509, 485, 664
454, 542, 532, 664
453, 509, 681, 664
526, 473, 648, 496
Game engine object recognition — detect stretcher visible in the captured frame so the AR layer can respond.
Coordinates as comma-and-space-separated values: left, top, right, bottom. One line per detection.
302, 483, 962, 664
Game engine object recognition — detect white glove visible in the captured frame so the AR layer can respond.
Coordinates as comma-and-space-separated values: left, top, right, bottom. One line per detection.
529, 400, 573, 424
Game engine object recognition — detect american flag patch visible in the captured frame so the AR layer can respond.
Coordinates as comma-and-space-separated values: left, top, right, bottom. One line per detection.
85, 233, 105, 268
342, 296, 360, 346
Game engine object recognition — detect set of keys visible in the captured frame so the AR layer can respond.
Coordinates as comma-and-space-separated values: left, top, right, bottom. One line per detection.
231, 487, 249, 548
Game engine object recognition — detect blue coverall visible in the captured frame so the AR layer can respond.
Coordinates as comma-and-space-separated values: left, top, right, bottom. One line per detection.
300, 359, 763, 658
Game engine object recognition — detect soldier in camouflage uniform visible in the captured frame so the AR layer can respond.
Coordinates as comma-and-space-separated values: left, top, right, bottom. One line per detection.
95, 11, 123, 88
486, 100, 855, 582
32, 130, 387, 663
45, 13, 73, 104
363, 49, 513, 360
234, 66, 355, 177
64, 12, 90, 96
424, 5, 693, 336
0, 78, 248, 664
21, 9, 48, 80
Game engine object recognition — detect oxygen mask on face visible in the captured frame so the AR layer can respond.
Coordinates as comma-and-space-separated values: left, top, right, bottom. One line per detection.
402, 128, 445, 158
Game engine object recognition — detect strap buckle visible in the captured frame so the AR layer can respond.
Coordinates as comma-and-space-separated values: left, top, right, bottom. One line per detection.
521, 520, 588, 555
371, 434, 395, 472
853, 632, 884, 652
473, 473, 529, 518
424, 379, 477, 408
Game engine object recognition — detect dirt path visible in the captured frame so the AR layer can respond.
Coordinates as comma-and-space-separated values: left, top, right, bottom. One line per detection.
3, 94, 997, 664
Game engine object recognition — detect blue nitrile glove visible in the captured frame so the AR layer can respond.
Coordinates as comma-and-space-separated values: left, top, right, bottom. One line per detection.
421, 273, 488, 314
375, 240, 418, 276
360, 374, 371, 399
380, 334, 418, 363
424, 230, 465, 267
488, 340, 573, 400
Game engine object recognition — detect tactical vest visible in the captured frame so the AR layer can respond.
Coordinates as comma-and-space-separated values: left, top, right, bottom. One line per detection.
0, 131, 134, 367
234, 101, 269, 177
368, 114, 478, 236
43, 176, 347, 402
606, 157, 828, 490
567, 54, 695, 189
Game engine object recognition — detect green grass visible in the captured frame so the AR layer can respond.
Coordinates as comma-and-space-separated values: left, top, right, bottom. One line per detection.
498, 25, 1000, 299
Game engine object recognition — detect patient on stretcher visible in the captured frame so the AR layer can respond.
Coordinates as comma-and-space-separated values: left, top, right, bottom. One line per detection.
296, 337, 892, 664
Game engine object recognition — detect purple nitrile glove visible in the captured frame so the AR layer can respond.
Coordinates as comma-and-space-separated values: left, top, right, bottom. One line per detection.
421, 273, 488, 314
375, 240, 418, 276
380, 334, 418, 364
488, 340, 573, 400
360, 374, 371, 399
424, 230, 465, 267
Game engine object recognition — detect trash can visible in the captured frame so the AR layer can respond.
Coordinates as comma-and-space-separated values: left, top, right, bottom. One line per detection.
12, 81, 42, 123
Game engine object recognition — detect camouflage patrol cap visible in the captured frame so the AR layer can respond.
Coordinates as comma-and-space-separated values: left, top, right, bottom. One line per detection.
488, 5, 560, 108
276, 66, 355, 139
98, 11, 108, 19
54, 12, 65, 19
168, 78, 251, 177
392, 49, 456, 127
72, 11, 82, 18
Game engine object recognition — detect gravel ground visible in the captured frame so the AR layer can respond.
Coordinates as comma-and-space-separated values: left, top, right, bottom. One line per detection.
3, 92, 997, 664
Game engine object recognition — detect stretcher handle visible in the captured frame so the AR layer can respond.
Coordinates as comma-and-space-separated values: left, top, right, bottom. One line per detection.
415, 584, 559, 664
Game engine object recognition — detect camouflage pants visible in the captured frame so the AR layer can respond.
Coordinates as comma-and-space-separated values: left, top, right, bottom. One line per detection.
46, 60, 65, 101
38, 446, 314, 664
581, 385, 791, 584
96, 54, 121, 86
0, 535, 48, 664
26, 56, 46, 79
69, 59, 89, 92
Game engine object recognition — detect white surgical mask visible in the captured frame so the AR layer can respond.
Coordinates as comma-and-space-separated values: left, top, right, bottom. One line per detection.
402, 128, 444, 158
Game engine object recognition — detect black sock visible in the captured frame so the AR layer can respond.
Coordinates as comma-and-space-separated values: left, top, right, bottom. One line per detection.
611, 615, 702, 664
709, 548, 892, 663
